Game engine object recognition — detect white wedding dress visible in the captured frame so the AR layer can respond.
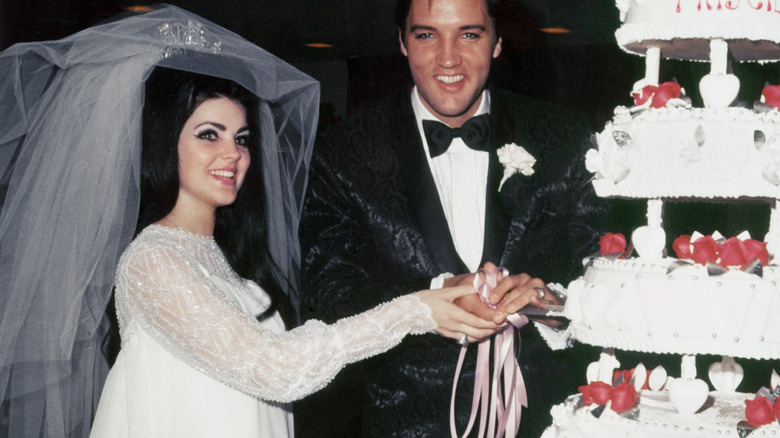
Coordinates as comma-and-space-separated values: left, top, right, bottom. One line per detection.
91, 225, 435, 437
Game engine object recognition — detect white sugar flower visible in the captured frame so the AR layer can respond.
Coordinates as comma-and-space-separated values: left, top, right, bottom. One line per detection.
497, 143, 536, 190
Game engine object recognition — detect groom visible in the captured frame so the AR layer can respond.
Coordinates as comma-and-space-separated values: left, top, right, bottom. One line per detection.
296, 0, 608, 436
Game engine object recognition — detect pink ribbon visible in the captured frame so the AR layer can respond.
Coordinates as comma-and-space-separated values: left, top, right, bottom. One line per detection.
450, 266, 529, 438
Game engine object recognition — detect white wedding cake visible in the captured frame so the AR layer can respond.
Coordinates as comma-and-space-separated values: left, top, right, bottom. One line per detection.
543, 1, 780, 436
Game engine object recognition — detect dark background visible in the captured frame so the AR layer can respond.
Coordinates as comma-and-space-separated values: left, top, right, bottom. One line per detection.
3, 0, 779, 390
3, 0, 779, 132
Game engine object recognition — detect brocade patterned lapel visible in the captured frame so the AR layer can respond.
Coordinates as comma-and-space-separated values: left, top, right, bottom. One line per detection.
396, 89, 534, 274
481, 92, 514, 267
393, 92, 468, 274
488, 89, 551, 268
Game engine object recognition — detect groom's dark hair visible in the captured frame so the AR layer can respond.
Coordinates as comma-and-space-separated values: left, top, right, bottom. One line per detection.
394, 0, 507, 44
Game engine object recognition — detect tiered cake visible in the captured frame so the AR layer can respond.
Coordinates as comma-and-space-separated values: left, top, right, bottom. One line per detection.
543, 1, 780, 436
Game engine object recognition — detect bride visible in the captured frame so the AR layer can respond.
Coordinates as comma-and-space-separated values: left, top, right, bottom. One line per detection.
0, 5, 499, 437
90, 64, 498, 437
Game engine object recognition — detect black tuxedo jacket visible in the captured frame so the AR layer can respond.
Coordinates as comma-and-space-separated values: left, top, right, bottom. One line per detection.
296, 87, 608, 437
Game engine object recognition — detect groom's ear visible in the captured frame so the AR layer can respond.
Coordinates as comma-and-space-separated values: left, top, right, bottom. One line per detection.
399, 29, 409, 57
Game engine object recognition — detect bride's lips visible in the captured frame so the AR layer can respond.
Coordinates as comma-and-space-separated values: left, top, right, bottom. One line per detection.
208, 168, 238, 184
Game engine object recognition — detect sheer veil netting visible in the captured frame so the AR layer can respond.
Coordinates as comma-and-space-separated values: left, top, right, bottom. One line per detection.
0, 5, 319, 436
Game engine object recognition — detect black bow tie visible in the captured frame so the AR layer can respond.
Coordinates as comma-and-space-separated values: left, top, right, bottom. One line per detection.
422, 114, 491, 158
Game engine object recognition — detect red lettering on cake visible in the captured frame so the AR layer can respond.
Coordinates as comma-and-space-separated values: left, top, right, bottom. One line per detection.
676, 0, 780, 11
679, 0, 726, 10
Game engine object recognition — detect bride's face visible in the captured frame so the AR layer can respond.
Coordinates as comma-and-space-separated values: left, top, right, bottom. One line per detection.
176, 96, 251, 214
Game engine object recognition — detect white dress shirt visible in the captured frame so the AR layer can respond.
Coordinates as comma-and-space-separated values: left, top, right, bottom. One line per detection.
411, 89, 567, 342
411, 87, 490, 275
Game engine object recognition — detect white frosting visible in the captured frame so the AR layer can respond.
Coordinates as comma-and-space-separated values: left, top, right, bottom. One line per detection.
547, 4, 780, 436
542, 391, 780, 438
615, 0, 780, 61
562, 257, 780, 360
545, 3, 780, 436
708, 356, 744, 392
588, 106, 780, 199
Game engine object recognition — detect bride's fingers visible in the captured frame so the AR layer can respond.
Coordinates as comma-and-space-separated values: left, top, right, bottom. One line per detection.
439, 284, 478, 301
449, 306, 502, 329
434, 306, 503, 340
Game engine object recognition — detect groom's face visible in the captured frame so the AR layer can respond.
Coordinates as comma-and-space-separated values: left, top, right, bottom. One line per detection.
399, 0, 502, 128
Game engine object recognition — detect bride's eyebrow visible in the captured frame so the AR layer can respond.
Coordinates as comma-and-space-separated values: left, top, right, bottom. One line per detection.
195, 122, 226, 130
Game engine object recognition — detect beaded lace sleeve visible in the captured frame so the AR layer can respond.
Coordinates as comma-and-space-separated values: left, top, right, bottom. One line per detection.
115, 238, 436, 403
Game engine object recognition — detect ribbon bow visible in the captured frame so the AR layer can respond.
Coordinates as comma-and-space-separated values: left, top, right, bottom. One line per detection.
449, 266, 529, 438
423, 113, 491, 158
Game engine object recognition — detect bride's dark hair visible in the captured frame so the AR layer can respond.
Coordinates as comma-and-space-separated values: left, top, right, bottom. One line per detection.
137, 66, 291, 323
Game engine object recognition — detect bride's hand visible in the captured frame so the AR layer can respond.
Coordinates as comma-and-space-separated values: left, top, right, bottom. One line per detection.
413, 285, 502, 343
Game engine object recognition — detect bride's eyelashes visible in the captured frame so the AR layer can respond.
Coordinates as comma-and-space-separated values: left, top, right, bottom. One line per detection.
196, 128, 220, 141
195, 128, 250, 148
235, 132, 250, 147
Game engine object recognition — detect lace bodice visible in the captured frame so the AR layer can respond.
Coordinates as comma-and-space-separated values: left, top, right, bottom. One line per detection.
114, 225, 436, 403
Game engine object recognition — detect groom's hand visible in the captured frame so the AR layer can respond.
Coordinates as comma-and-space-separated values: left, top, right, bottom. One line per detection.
487, 267, 564, 327
453, 294, 505, 324
458, 262, 563, 326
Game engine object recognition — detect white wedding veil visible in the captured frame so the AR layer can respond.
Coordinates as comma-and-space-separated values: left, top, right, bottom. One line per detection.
0, 4, 319, 436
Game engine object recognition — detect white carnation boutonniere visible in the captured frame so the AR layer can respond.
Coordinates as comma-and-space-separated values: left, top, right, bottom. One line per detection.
497, 143, 536, 190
